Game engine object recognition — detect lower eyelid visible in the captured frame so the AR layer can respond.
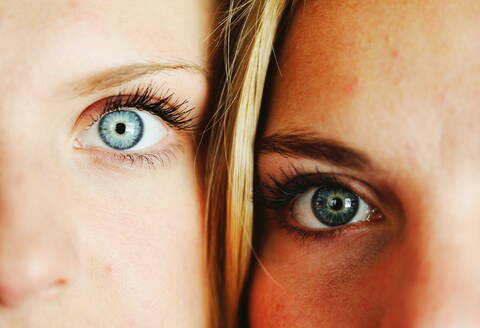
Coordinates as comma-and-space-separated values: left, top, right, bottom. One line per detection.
273, 212, 385, 243
77, 143, 183, 170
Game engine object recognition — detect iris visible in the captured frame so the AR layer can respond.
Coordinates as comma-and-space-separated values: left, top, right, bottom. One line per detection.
98, 110, 144, 150
311, 186, 359, 227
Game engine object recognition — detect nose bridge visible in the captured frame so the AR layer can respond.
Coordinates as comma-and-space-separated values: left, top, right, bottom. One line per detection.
382, 176, 480, 327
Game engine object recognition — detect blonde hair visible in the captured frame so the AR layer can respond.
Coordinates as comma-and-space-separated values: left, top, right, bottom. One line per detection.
204, 0, 296, 326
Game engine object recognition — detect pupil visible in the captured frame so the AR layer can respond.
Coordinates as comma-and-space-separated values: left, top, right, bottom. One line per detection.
115, 123, 126, 134
328, 197, 343, 211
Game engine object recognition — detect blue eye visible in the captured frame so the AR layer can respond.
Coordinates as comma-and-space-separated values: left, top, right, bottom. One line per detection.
98, 110, 144, 150
312, 186, 359, 227
292, 186, 372, 230
76, 109, 168, 152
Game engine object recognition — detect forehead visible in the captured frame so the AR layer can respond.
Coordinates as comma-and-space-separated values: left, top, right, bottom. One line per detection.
0, 0, 211, 75
267, 0, 480, 173
0, 0, 210, 41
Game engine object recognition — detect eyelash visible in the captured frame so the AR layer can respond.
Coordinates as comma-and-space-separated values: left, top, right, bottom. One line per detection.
90, 84, 196, 131
256, 166, 340, 209
255, 166, 381, 240
106, 145, 183, 169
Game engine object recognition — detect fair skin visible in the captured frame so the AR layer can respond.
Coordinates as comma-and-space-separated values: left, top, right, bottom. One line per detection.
250, 0, 480, 327
0, 0, 212, 326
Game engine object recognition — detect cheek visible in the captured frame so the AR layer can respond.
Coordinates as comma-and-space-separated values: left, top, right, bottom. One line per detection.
97, 208, 202, 303
74, 154, 204, 322
249, 222, 401, 327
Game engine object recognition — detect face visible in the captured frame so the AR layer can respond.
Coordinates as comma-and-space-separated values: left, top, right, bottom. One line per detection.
0, 0, 212, 326
251, 0, 480, 327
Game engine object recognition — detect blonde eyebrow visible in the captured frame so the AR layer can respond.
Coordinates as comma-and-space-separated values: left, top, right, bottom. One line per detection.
71, 62, 207, 96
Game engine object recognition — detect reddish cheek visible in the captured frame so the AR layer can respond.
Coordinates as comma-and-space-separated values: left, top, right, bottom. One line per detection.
249, 255, 403, 328
249, 224, 402, 327
248, 264, 385, 327
249, 267, 297, 328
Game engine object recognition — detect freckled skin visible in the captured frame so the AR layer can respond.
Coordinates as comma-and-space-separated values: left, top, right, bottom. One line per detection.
251, 0, 480, 327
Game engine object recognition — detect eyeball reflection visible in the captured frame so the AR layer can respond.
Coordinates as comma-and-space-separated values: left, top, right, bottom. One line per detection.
292, 186, 372, 230
76, 109, 168, 151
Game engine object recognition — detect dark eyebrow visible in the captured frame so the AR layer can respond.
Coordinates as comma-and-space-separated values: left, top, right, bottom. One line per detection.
258, 132, 373, 171
70, 62, 207, 96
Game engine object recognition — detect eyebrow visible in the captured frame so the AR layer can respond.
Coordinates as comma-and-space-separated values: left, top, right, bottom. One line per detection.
71, 62, 207, 96
258, 132, 374, 171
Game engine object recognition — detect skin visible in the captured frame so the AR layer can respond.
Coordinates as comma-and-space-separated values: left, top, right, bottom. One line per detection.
0, 0, 212, 327
251, 0, 480, 327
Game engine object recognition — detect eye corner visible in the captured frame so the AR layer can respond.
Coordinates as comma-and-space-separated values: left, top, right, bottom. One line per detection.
72, 137, 85, 150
